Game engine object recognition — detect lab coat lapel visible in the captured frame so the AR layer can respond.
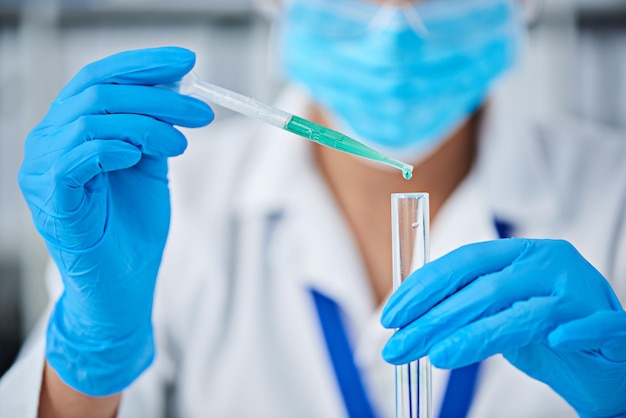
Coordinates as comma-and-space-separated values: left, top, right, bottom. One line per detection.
233, 85, 377, 342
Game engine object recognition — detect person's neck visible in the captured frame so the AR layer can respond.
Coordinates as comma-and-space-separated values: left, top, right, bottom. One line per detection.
310, 105, 480, 306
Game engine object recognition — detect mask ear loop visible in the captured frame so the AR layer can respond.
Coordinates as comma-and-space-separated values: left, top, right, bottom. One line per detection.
401, 4, 430, 37
367, 3, 398, 32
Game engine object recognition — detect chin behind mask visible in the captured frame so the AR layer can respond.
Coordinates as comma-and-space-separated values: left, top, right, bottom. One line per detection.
279, 0, 522, 163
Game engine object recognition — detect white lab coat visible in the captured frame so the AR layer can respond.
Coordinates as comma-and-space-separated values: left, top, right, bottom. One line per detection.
1, 79, 626, 418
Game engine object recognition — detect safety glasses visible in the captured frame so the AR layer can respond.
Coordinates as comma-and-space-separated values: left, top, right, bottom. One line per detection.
283, 0, 520, 43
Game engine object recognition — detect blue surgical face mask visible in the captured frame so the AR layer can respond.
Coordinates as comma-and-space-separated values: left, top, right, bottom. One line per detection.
280, 0, 522, 162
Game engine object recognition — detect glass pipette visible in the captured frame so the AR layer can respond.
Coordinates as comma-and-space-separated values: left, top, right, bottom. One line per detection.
165, 72, 414, 180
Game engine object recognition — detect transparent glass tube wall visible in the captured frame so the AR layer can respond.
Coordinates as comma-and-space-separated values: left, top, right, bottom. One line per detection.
391, 193, 432, 418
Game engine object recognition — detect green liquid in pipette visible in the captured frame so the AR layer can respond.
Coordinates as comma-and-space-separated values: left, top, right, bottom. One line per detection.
284, 116, 413, 180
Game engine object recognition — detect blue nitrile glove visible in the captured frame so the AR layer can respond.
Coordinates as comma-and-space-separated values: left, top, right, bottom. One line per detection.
381, 239, 626, 418
17, 47, 214, 396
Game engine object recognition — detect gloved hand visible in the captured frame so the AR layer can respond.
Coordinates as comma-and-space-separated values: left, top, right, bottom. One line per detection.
381, 239, 626, 418
18, 47, 214, 396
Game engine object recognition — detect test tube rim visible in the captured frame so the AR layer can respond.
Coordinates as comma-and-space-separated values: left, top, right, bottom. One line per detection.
391, 192, 429, 200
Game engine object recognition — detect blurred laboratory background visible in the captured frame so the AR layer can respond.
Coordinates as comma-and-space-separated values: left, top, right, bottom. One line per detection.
0, 0, 625, 378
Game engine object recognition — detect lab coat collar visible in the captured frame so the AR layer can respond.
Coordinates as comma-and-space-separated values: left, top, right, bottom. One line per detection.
234, 85, 377, 337
234, 84, 315, 216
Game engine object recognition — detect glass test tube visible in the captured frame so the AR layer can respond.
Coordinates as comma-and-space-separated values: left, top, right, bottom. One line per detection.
391, 193, 432, 418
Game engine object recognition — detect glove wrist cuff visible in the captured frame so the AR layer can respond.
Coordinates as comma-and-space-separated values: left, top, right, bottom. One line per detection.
45, 303, 155, 397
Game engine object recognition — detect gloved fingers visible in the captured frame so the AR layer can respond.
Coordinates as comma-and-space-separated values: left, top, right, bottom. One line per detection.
49, 140, 142, 213
44, 84, 214, 128
56, 46, 196, 101
23, 114, 190, 179
382, 295, 562, 366
382, 263, 554, 364
381, 238, 529, 328
548, 311, 626, 362
427, 296, 573, 369
61, 114, 190, 158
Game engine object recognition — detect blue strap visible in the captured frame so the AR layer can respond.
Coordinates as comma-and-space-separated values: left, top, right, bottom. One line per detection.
494, 218, 515, 241
311, 218, 514, 418
312, 288, 479, 418
438, 363, 482, 418
311, 289, 376, 418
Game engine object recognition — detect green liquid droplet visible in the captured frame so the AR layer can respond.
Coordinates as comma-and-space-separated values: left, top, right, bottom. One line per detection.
402, 168, 413, 180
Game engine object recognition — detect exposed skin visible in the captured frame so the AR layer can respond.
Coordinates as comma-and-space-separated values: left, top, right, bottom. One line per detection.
39, 362, 121, 418
310, 106, 479, 305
